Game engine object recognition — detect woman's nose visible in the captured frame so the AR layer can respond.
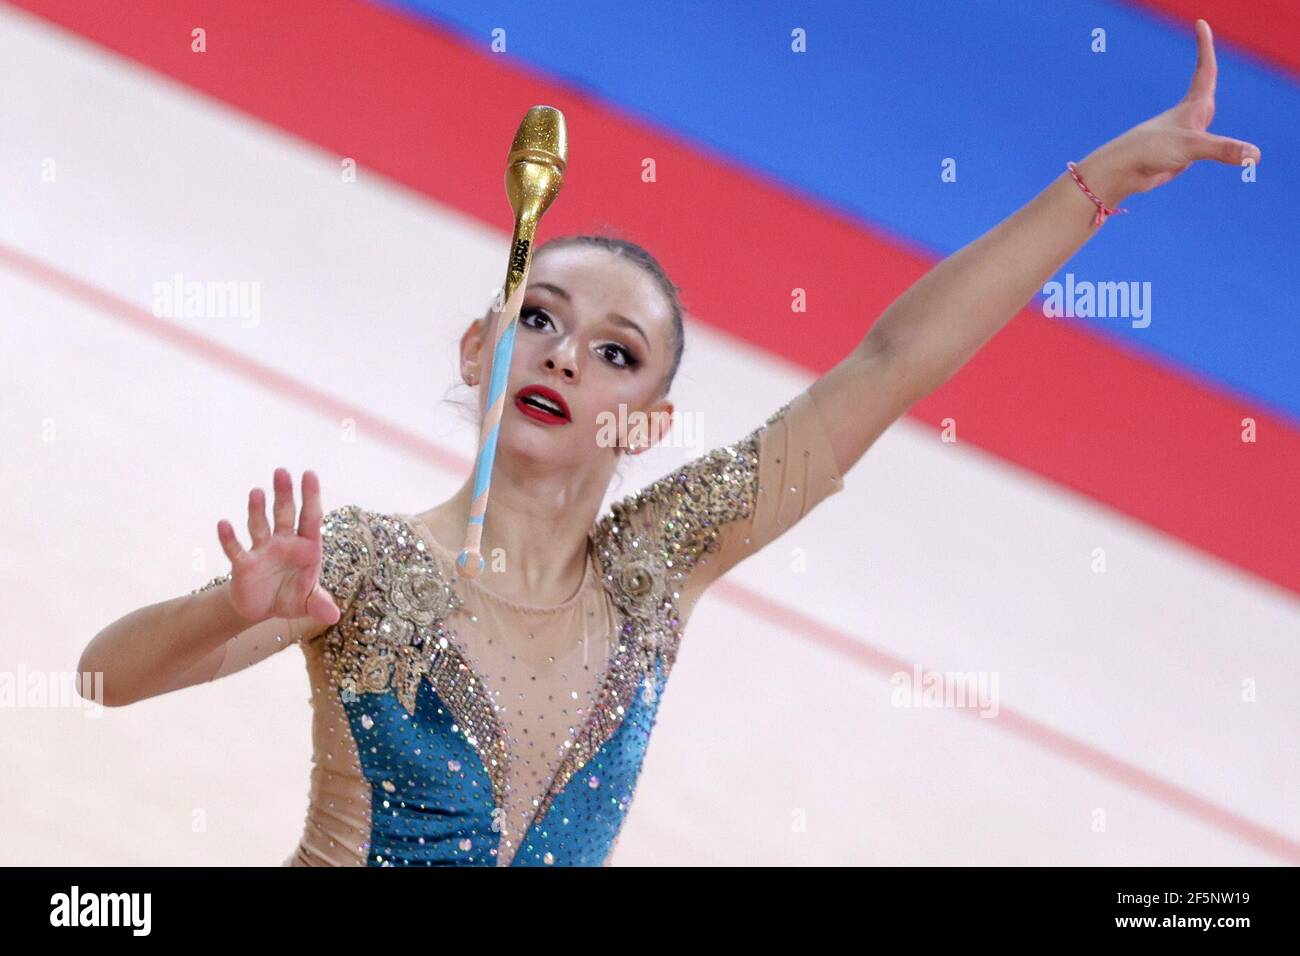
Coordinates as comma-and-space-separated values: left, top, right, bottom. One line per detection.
545, 357, 576, 379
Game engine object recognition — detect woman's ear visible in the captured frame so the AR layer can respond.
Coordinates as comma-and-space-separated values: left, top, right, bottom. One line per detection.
626, 400, 674, 455
459, 317, 486, 386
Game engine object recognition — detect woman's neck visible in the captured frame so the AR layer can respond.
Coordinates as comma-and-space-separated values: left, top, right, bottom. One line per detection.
416, 462, 609, 607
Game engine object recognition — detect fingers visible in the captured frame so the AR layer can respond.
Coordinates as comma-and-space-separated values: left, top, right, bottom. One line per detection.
305, 585, 341, 627
216, 518, 246, 563
1185, 18, 1217, 102
1192, 130, 1261, 165
247, 486, 271, 547
272, 466, 296, 535
298, 469, 323, 542
247, 469, 318, 549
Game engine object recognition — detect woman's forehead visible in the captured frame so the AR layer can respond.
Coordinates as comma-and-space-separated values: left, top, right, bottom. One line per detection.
530, 247, 671, 326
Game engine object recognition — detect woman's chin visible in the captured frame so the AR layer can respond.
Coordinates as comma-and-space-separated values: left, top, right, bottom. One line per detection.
500, 420, 581, 462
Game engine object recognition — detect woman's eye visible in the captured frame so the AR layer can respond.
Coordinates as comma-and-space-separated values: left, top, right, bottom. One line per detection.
599, 344, 636, 368
523, 307, 638, 369
522, 306, 553, 329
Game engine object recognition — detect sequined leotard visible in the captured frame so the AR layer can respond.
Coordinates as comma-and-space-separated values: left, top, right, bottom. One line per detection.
192, 389, 844, 866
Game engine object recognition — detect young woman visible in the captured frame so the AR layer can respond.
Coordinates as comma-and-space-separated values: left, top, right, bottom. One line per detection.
80, 21, 1257, 866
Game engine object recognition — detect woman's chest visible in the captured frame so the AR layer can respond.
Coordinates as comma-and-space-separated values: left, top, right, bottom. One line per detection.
450, 592, 621, 776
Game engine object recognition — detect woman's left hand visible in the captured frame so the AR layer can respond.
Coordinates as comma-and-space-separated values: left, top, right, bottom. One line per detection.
1077, 18, 1261, 207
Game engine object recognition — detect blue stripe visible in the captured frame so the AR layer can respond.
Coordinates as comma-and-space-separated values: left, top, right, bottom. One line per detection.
471, 421, 497, 501
374, 0, 1299, 423
471, 319, 517, 501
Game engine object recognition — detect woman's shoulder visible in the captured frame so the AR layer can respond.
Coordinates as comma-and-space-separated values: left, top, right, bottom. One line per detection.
590, 398, 794, 548
586, 391, 846, 610
587, 401, 800, 610
320, 504, 419, 543
307, 504, 462, 629
316, 504, 380, 608
320, 505, 442, 569
319, 506, 471, 597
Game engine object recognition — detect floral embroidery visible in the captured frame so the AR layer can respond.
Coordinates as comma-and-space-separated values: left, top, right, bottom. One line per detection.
608, 548, 670, 622
387, 561, 460, 625
316, 512, 511, 815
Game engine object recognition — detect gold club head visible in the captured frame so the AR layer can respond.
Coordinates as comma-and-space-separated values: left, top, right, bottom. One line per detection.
506, 105, 567, 223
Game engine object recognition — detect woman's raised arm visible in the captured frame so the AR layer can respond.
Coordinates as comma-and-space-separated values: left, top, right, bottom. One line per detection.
807, 19, 1260, 478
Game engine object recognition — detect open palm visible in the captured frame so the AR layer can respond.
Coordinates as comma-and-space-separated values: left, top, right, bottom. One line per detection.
216, 468, 341, 626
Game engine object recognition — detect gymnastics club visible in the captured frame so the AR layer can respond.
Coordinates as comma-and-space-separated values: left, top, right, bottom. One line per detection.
456, 105, 568, 579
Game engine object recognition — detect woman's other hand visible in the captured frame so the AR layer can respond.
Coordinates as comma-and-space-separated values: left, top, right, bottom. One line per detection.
1076, 19, 1261, 208
217, 468, 341, 627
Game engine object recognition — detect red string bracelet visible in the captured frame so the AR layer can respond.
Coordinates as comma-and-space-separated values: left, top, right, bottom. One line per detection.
1067, 161, 1128, 227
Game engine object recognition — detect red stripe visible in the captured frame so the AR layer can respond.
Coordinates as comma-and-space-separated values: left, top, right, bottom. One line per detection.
1131, 0, 1300, 79
7, 0, 1299, 597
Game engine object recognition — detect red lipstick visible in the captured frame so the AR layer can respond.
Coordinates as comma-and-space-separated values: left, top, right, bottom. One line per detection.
514, 384, 571, 425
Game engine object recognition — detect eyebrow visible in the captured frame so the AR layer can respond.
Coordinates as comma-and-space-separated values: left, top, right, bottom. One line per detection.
530, 281, 652, 353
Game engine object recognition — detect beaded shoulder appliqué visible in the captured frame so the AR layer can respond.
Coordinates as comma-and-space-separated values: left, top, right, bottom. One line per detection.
589, 400, 789, 684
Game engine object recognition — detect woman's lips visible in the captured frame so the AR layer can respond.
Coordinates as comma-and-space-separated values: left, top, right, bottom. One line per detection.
514, 395, 570, 425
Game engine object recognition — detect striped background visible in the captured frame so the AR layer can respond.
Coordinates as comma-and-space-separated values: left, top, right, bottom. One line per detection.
1, 0, 1295, 865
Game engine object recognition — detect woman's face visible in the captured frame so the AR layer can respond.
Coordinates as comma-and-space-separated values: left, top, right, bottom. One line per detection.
465, 245, 676, 468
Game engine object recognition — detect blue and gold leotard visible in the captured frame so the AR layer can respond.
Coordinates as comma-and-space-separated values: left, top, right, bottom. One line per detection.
192, 390, 844, 866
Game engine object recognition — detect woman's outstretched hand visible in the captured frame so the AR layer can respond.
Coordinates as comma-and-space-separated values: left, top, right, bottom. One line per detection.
1079, 19, 1260, 206
216, 468, 342, 627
